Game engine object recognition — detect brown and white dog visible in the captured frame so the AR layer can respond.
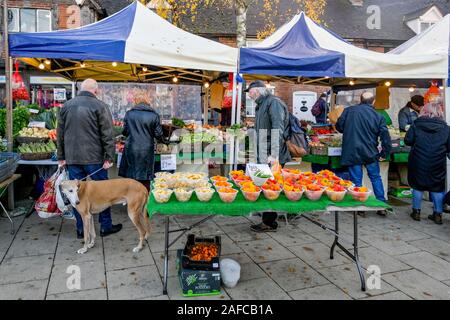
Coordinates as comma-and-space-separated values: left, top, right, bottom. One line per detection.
60, 178, 150, 254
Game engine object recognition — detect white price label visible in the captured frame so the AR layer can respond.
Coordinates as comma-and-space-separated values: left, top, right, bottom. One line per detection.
28, 121, 46, 128
161, 154, 177, 171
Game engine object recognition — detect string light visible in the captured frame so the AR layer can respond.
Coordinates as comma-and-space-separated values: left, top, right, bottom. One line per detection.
80, 62, 86, 68
142, 66, 148, 72
172, 76, 178, 83
384, 81, 391, 87
349, 80, 355, 86
38, 63, 45, 70
112, 62, 118, 67
203, 82, 210, 89
409, 87, 415, 93
440, 86, 445, 90
44, 59, 51, 65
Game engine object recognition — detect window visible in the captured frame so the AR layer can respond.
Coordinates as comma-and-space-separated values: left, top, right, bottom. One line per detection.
419, 22, 435, 33
37, 10, 52, 32
7, 8, 52, 32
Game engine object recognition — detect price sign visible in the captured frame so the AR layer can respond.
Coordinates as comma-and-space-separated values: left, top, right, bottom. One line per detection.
161, 154, 177, 171
28, 121, 46, 128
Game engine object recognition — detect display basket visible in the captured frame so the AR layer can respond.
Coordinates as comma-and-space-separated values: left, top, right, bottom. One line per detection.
181, 234, 221, 271
16, 136, 49, 144
0, 152, 20, 183
20, 152, 53, 161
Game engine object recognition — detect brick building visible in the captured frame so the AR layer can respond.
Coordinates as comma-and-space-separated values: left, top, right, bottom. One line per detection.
0, 0, 104, 106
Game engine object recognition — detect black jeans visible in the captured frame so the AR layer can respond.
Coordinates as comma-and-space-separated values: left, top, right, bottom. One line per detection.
262, 212, 278, 229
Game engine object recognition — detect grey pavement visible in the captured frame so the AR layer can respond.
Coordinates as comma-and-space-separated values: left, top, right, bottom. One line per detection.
1, 198, 450, 300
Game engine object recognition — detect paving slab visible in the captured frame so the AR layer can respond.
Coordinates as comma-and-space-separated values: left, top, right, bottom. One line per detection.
268, 226, 317, 247
238, 238, 296, 264
46, 288, 107, 300
176, 220, 224, 236
219, 223, 270, 242
222, 253, 267, 282
260, 258, 329, 292
224, 277, 292, 300
54, 238, 104, 265
219, 235, 244, 255
47, 260, 106, 295
289, 284, 352, 300
360, 234, 421, 256
397, 251, 450, 281
357, 246, 411, 274
288, 242, 351, 269
360, 291, 413, 300
0, 280, 47, 300
318, 264, 397, 299
153, 250, 179, 279
5, 233, 58, 259
212, 216, 251, 226
408, 238, 450, 263
0, 254, 53, 285
383, 269, 450, 300
107, 265, 163, 300
104, 245, 155, 272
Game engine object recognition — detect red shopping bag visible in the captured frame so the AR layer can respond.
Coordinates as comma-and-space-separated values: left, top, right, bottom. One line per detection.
35, 170, 62, 219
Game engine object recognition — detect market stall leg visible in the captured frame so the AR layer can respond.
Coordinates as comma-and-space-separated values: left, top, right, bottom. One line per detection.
163, 215, 169, 295
330, 211, 338, 259
0, 200, 14, 235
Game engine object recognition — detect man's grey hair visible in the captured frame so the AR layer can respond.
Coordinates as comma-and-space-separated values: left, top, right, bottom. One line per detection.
253, 87, 272, 97
80, 78, 98, 94
360, 91, 375, 105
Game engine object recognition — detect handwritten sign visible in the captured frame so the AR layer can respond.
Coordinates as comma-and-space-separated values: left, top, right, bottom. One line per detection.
28, 121, 46, 128
161, 154, 177, 171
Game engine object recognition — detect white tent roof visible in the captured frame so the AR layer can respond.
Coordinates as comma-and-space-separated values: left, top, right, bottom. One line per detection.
245, 12, 445, 79
9, 1, 238, 73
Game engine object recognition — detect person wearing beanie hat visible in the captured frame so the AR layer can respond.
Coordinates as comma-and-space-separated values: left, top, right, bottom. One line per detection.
398, 95, 424, 132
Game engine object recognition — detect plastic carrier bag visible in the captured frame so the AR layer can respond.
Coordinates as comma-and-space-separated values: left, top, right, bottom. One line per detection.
35, 168, 63, 218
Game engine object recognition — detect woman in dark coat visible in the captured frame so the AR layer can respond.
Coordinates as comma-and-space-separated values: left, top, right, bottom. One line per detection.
119, 93, 166, 191
405, 101, 450, 225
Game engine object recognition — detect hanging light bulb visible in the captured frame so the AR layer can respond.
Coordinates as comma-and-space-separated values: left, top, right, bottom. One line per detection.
384, 81, 391, 87
203, 82, 210, 89
112, 62, 118, 67
349, 80, 355, 86
409, 87, 415, 93
172, 76, 178, 83
44, 59, 51, 65
142, 66, 148, 72
80, 62, 86, 68
439, 86, 445, 90
325, 76, 330, 79
38, 63, 45, 70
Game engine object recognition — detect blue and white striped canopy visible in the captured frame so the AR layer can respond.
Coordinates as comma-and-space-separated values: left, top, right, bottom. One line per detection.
240, 12, 445, 79
9, 1, 238, 72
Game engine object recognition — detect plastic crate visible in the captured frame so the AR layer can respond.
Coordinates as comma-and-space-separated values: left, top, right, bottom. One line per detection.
181, 234, 221, 271
0, 152, 20, 183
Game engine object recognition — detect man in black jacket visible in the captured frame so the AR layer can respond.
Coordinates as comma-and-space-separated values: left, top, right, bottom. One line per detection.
336, 92, 391, 206
57, 79, 122, 239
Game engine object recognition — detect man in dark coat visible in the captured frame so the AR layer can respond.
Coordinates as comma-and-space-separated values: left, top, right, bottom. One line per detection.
119, 95, 166, 190
398, 95, 424, 132
58, 79, 122, 239
336, 91, 391, 206
246, 80, 291, 232
405, 101, 450, 224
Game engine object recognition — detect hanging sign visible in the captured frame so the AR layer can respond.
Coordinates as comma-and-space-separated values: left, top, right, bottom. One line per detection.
54, 88, 67, 101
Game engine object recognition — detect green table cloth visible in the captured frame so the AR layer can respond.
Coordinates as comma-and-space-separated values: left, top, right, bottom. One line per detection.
147, 192, 390, 218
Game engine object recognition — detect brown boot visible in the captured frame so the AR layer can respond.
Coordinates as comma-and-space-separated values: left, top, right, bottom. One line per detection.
410, 209, 421, 221
428, 212, 443, 225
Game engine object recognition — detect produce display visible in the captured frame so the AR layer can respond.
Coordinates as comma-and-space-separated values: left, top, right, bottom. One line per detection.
18, 127, 50, 139
189, 243, 219, 262
18, 141, 56, 154
150, 169, 372, 204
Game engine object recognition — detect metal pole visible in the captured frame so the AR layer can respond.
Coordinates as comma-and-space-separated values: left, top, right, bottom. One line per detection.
3, 0, 13, 152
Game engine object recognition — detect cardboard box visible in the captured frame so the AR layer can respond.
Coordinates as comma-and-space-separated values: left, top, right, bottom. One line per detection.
177, 250, 221, 297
